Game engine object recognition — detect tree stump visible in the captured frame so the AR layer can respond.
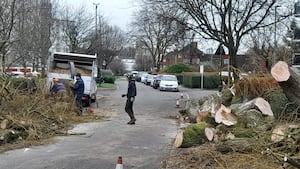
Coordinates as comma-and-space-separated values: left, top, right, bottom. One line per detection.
271, 61, 300, 106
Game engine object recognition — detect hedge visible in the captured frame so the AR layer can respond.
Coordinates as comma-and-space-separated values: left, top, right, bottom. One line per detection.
182, 74, 220, 89
102, 75, 116, 84
176, 74, 183, 84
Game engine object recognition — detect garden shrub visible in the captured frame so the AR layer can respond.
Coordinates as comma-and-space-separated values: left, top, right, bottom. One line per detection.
102, 75, 115, 84
165, 63, 191, 73
182, 74, 220, 89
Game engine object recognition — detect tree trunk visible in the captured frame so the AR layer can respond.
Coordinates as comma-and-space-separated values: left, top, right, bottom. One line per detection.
215, 104, 237, 126
174, 122, 207, 148
181, 93, 222, 123
174, 130, 183, 148
205, 127, 216, 141
215, 138, 255, 153
230, 97, 274, 116
271, 61, 300, 106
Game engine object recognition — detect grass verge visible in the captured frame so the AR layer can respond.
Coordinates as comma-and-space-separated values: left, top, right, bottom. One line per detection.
98, 83, 115, 88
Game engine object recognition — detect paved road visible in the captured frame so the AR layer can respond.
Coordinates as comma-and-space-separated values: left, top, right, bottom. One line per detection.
0, 79, 217, 169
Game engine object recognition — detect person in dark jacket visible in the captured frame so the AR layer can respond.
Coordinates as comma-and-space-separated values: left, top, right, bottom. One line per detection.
72, 73, 85, 115
122, 74, 137, 125
51, 77, 67, 100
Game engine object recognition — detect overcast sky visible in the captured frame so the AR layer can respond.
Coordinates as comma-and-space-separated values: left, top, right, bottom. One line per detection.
60, 0, 140, 31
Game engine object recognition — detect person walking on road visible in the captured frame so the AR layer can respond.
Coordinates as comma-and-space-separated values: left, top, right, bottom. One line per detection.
72, 73, 85, 116
51, 77, 67, 101
122, 74, 137, 125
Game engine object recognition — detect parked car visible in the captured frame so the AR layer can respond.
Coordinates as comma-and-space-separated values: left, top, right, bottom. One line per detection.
159, 75, 179, 92
131, 71, 138, 78
141, 73, 149, 84
152, 75, 162, 89
136, 71, 147, 82
145, 74, 153, 85
150, 75, 157, 87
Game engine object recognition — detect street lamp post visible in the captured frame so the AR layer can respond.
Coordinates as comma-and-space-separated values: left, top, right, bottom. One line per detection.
93, 3, 100, 39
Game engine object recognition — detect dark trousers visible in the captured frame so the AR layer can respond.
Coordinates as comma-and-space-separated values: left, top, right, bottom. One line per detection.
76, 99, 83, 115
125, 98, 135, 119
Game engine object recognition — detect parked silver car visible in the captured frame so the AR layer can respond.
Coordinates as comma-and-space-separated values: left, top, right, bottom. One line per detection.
159, 75, 179, 92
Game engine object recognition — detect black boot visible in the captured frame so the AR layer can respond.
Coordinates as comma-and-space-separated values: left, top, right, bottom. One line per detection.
127, 118, 136, 125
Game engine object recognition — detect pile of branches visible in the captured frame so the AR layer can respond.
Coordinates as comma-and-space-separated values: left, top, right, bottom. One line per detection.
174, 71, 300, 168
0, 76, 89, 149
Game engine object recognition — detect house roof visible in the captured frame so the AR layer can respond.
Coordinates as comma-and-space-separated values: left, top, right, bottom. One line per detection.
165, 42, 203, 59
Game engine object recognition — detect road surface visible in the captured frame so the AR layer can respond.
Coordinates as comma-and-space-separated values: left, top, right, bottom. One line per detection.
0, 78, 217, 169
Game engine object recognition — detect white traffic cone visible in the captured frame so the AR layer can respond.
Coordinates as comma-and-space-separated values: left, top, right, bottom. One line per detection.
176, 99, 180, 108
115, 156, 123, 169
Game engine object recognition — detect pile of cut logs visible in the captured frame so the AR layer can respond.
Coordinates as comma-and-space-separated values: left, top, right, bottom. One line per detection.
174, 61, 300, 168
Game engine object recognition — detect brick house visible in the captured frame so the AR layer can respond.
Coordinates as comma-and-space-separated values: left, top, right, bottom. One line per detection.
163, 42, 203, 69
163, 42, 265, 73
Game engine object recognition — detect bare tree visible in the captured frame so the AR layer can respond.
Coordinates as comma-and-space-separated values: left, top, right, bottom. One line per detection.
0, 0, 17, 72
147, 0, 292, 72
110, 58, 125, 75
245, 28, 275, 72
87, 18, 125, 70
55, 4, 93, 53
100, 25, 125, 69
9, 0, 53, 74
131, 2, 188, 71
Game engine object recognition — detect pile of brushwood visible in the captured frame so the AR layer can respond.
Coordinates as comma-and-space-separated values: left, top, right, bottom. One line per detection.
167, 62, 300, 169
0, 75, 101, 152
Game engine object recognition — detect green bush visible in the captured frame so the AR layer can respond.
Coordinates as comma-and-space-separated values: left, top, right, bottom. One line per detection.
203, 74, 220, 89
102, 75, 115, 84
182, 74, 220, 89
204, 65, 217, 72
183, 74, 200, 88
165, 63, 191, 73
190, 64, 217, 72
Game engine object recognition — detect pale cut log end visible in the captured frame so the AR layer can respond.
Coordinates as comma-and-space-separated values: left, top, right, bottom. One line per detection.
205, 127, 215, 141
0, 119, 8, 129
215, 105, 228, 123
271, 61, 290, 82
255, 97, 274, 116
215, 104, 237, 126
174, 130, 184, 148
271, 127, 285, 143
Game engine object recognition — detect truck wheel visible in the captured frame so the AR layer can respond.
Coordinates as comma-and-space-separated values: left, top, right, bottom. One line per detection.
91, 94, 96, 103
83, 98, 91, 107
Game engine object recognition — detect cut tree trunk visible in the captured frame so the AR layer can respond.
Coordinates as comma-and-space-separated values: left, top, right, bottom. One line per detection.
215, 104, 237, 126
205, 127, 216, 141
230, 97, 274, 116
221, 85, 235, 106
182, 94, 222, 123
174, 130, 184, 148
215, 138, 256, 153
271, 61, 300, 106
174, 122, 207, 148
